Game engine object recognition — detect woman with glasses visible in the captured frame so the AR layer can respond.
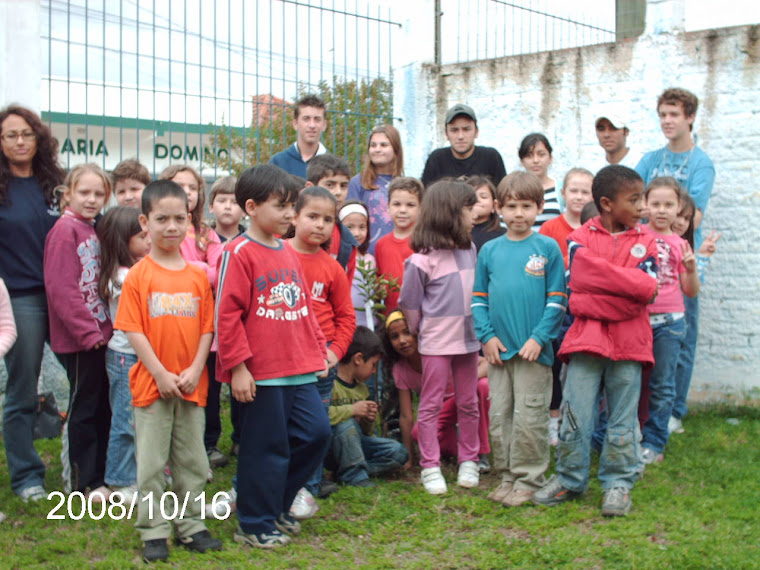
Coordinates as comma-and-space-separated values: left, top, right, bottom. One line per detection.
0, 105, 65, 502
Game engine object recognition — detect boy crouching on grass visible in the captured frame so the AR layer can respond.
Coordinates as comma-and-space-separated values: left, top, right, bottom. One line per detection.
532, 165, 659, 517
115, 180, 222, 563
328, 326, 408, 487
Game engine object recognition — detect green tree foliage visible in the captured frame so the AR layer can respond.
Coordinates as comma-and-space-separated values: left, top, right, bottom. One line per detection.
204, 76, 393, 176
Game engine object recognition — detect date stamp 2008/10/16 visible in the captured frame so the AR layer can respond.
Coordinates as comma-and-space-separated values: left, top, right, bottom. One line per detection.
46, 491, 231, 521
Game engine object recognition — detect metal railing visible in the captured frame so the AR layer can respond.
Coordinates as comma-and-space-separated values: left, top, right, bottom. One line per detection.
40, 0, 399, 177
437, 0, 618, 64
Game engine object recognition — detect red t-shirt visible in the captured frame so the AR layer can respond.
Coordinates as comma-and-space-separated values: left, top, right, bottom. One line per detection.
539, 214, 575, 268
375, 233, 413, 314
215, 235, 328, 382
287, 243, 356, 361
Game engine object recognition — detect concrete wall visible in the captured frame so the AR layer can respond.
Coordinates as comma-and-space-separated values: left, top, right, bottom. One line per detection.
0, 0, 41, 110
395, 15, 760, 398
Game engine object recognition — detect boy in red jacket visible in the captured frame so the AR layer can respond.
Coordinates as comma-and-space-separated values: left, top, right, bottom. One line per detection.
532, 165, 658, 517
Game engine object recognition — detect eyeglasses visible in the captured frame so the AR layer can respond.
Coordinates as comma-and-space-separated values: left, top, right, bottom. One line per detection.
1, 131, 37, 143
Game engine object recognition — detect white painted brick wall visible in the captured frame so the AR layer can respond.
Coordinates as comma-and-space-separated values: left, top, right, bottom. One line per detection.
395, 24, 760, 398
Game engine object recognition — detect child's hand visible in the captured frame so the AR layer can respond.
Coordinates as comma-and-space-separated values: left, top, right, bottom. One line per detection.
697, 230, 721, 257
518, 338, 542, 362
92, 340, 104, 350
156, 370, 182, 399
483, 337, 507, 366
177, 365, 202, 394
353, 400, 377, 420
680, 242, 697, 273
326, 348, 339, 369
403, 457, 414, 470
317, 359, 329, 378
231, 364, 256, 403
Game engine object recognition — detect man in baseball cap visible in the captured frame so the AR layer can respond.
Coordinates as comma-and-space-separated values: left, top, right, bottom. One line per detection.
595, 109, 640, 168
421, 103, 506, 187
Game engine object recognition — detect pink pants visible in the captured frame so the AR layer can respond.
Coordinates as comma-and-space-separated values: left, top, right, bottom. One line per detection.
417, 353, 480, 468
412, 376, 491, 458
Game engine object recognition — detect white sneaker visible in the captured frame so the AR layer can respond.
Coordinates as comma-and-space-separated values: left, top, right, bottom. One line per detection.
457, 461, 480, 488
289, 488, 319, 520
111, 485, 138, 503
19, 485, 46, 503
206, 487, 237, 518
668, 416, 685, 434
421, 467, 447, 495
549, 416, 560, 446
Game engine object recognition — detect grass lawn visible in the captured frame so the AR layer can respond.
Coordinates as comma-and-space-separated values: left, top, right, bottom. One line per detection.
1, 404, 758, 569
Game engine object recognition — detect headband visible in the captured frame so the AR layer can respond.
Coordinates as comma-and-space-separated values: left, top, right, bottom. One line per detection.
339, 203, 369, 222
385, 310, 405, 328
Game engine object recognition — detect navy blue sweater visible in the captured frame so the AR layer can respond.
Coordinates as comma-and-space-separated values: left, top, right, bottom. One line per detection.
0, 177, 59, 294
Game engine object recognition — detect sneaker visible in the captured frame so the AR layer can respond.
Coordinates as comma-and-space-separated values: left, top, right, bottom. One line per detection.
457, 460, 479, 488
205, 487, 237, 518
275, 512, 302, 536
86, 486, 112, 503
420, 467, 447, 495
487, 481, 513, 503
502, 488, 534, 507
641, 447, 664, 465
207, 447, 229, 469
317, 479, 339, 498
19, 485, 46, 503
112, 485, 138, 503
601, 486, 632, 517
234, 526, 291, 549
142, 539, 169, 563
289, 488, 319, 520
531, 475, 581, 507
668, 416, 685, 434
176, 529, 223, 553
206, 468, 214, 483
548, 416, 560, 447
352, 479, 377, 488
477, 454, 491, 473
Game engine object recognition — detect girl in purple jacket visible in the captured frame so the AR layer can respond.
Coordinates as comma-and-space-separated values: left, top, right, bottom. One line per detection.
44, 163, 113, 501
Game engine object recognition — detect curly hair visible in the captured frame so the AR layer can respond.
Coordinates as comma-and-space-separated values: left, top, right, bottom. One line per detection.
0, 105, 65, 207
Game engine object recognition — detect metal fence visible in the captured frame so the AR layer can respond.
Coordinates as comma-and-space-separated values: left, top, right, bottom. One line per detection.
40, 0, 399, 178
436, 0, 619, 64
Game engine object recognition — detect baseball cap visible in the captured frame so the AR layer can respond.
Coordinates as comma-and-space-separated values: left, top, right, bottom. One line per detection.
595, 110, 628, 130
445, 103, 477, 126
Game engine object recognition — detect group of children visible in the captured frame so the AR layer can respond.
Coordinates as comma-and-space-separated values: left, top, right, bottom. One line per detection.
1, 105, 720, 561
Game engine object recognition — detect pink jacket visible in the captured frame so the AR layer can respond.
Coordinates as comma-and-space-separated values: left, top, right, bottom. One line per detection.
0, 278, 17, 358
180, 227, 223, 290
558, 217, 659, 365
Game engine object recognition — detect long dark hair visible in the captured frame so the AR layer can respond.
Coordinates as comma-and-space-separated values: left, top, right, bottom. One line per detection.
411, 180, 477, 253
0, 105, 65, 207
97, 206, 143, 302
676, 192, 696, 250
465, 175, 501, 233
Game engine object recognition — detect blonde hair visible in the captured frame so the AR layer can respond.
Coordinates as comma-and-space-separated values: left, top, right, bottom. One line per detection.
55, 163, 112, 213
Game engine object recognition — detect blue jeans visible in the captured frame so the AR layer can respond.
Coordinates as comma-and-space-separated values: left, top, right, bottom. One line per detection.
305, 365, 337, 494
556, 354, 641, 492
642, 315, 686, 453
2, 292, 48, 494
328, 418, 408, 485
672, 295, 699, 420
105, 349, 137, 487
